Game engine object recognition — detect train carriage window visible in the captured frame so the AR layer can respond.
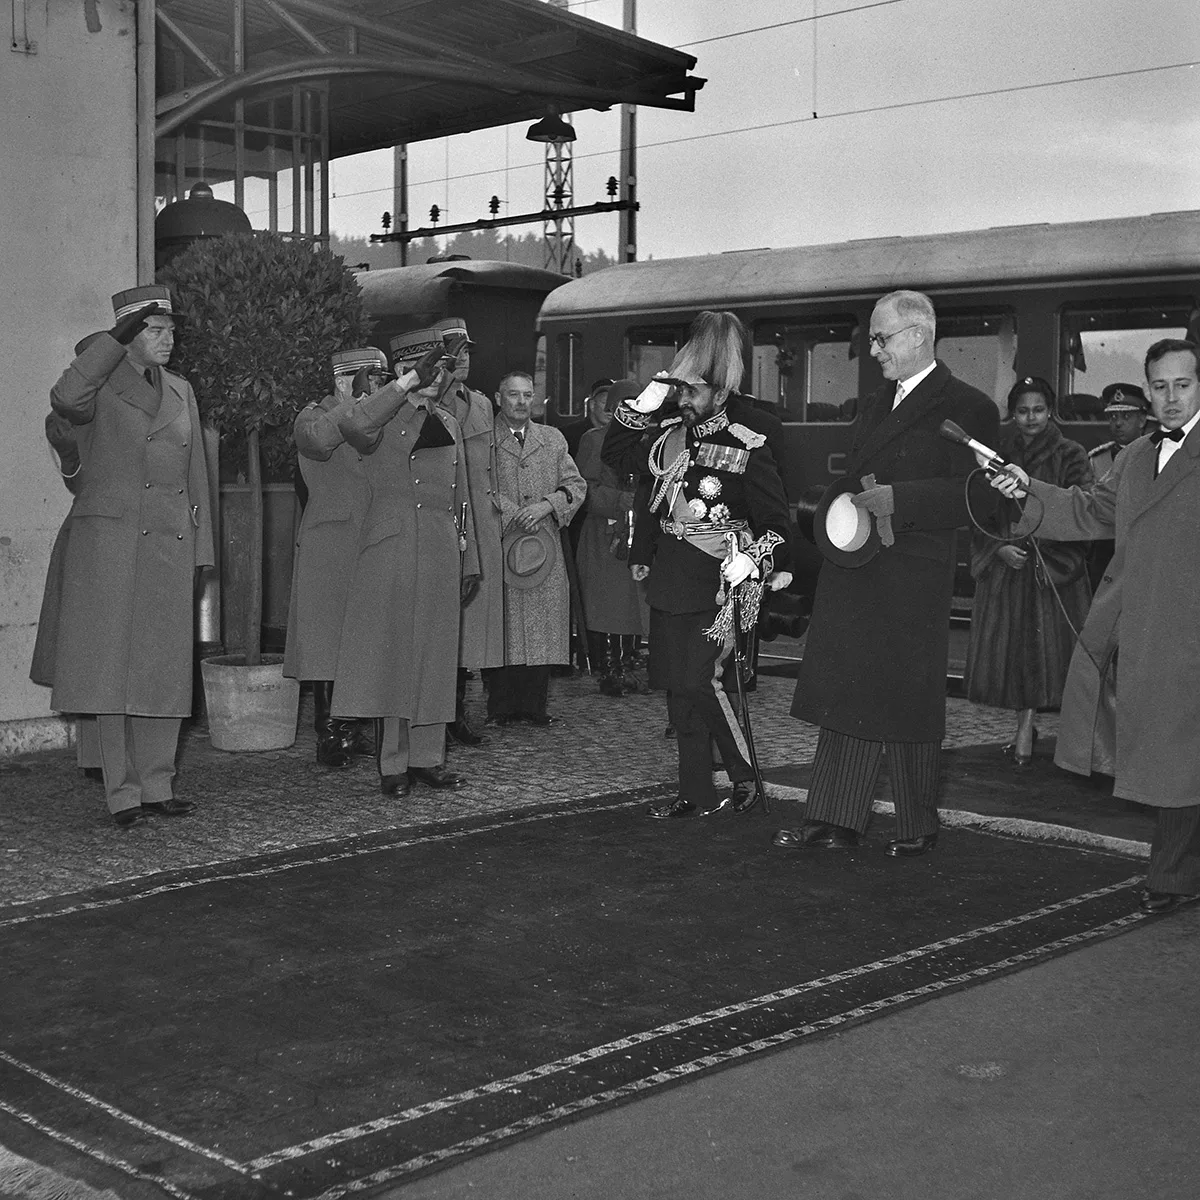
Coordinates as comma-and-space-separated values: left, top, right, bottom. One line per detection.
1060, 301, 1194, 420
934, 311, 1017, 413
627, 327, 685, 384
752, 318, 857, 422
553, 332, 584, 418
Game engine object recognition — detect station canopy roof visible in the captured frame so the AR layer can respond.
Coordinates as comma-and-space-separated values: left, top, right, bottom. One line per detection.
155, 0, 704, 154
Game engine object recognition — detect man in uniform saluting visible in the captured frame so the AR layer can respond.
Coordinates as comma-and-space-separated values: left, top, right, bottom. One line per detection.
37, 285, 214, 828
331, 329, 479, 797
284, 346, 389, 767
431, 316, 503, 746
603, 311, 793, 820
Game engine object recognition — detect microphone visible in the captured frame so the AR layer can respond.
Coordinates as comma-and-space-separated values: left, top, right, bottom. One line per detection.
939, 419, 1013, 475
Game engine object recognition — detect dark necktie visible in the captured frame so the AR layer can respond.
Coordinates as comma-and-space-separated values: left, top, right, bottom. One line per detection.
144, 368, 155, 387
514, 428, 525, 447
1150, 427, 1185, 445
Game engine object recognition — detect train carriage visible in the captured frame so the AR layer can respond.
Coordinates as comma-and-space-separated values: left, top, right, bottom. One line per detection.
536, 210, 1200, 504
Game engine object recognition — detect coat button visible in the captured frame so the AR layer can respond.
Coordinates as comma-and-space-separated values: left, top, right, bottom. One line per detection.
177, 534, 183, 540
146, 436, 152, 441
416, 502, 422, 509
142, 529, 149, 535
145, 482, 151, 488
178, 488, 184, 494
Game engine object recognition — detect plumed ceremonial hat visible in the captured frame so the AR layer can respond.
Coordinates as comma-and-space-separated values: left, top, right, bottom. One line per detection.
331, 346, 389, 375
111, 284, 182, 321
1101, 382, 1149, 414
434, 316, 476, 346
389, 327, 445, 366
501, 525, 558, 590
805, 476, 882, 569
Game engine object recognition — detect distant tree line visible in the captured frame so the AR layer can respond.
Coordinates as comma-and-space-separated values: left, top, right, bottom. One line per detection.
330, 227, 617, 275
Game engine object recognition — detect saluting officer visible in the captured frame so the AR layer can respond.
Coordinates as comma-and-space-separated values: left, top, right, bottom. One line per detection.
431, 316, 504, 745
603, 311, 793, 820
331, 329, 480, 797
284, 347, 388, 767
37, 286, 214, 828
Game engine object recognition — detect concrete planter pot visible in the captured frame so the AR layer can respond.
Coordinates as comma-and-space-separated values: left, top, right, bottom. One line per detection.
200, 653, 299, 751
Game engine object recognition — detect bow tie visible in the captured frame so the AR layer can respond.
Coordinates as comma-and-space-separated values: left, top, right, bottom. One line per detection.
1151, 427, 1186, 445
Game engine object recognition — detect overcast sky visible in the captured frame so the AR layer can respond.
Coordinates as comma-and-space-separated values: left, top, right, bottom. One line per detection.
327, 0, 1200, 260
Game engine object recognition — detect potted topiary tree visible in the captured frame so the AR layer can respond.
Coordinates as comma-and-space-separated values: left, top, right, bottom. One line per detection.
159, 233, 372, 749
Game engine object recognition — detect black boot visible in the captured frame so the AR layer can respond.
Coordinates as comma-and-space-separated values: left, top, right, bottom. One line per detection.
313, 681, 350, 768
447, 667, 485, 746
589, 631, 622, 696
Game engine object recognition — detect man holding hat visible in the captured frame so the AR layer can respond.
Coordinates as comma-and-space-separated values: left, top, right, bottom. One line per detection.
284, 346, 389, 767
36, 286, 214, 828
780, 290, 998, 856
331, 329, 479, 796
487, 370, 586, 725
432, 316, 503, 746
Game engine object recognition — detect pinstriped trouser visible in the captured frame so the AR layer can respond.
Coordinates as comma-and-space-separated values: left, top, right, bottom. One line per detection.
803, 727, 942, 840
1146, 805, 1200, 894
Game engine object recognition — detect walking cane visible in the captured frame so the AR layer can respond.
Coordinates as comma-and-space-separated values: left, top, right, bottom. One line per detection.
724, 533, 771, 815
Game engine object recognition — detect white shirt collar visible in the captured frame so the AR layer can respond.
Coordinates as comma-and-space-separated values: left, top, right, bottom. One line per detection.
893, 360, 938, 408
1157, 406, 1200, 466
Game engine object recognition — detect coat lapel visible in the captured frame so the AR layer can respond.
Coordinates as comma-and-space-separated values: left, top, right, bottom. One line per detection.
110, 358, 160, 419
148, 370, 185, 434
1126, 426, 1200, 525
848, 362, 951, 474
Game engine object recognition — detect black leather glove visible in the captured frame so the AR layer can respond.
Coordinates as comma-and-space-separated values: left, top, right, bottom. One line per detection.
460, 574, 480, 606
351, 366, 371, 397
409, 343, 449, 389
110, 304, 161, 346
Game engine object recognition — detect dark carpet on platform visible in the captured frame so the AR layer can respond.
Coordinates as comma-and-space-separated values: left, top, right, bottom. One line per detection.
0, 788, 1145, 1200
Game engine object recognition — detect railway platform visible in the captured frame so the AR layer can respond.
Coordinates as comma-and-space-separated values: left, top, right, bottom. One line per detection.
1, 673, 1194, 1200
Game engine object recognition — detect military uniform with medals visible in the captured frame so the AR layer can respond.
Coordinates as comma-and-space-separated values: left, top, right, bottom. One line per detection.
604, 400, 791, 814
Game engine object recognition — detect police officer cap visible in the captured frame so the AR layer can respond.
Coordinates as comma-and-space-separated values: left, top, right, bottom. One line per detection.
389, 327, 445, 367
1101, 383, 1149, 414
332, 347, 388, 375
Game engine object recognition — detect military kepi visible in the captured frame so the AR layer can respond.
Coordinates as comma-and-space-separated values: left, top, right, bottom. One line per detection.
332, 347, 388, 375
389, 327, 444, 366
434, 316, 476, 346
111, 284, 181, 321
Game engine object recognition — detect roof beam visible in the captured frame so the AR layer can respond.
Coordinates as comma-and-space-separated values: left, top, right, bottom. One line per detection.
254, 0, 329, 54
157, 8, 226, 78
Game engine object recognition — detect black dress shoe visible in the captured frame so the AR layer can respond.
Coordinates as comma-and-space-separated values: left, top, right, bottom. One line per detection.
82, 766, 104, 783
484, 714, 511, 727
113, 807, 149, 828
730, 779, 763, 814
141, 798, 196, 817
772, 822, 859, 849
409, 765, 466, 789
447, 717, 485, 746
647, 797, 697, 820
1139, 888, 1198, 915
316, 732, 351, 768
380, 774, 412, 797
663, 724, 676, 739
524, 712, 558, 726
886, 832, 938, 858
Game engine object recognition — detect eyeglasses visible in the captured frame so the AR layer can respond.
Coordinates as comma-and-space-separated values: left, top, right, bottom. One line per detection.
867, 324, 919, 351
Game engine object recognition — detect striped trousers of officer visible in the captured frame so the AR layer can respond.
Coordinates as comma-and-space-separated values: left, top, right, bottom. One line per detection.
1146, 805, 1200, 894
804, 727, 941, 840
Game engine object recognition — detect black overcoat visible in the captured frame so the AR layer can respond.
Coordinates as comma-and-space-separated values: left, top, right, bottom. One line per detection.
791, 362, 998, 742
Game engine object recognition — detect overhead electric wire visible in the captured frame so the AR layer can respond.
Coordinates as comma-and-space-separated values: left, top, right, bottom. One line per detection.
324, 57, 1198, 208
674, 0, 904, 49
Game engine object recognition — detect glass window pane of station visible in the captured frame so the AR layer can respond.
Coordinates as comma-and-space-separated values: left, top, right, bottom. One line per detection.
934, 311, 1017, 414
752, 318, 857, 422
1060, 301, 1194, 421
626, 326, 684, 384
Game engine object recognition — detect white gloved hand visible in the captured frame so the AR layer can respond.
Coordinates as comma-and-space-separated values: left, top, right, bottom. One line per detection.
629, 373, 672, 414
721, 550, 760, 587
766, 570, 793, 592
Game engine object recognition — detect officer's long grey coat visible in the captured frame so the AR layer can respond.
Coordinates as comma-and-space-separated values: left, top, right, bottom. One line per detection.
442, 385, 505, 670
494, 418, 585, 666
38, 334, 214, 716
283, 392, 368, 682
331, 384, 478, 722
1023, 431, 1200, 808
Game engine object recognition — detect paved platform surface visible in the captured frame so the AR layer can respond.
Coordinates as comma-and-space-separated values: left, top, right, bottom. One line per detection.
1, 672, 1188, 1200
